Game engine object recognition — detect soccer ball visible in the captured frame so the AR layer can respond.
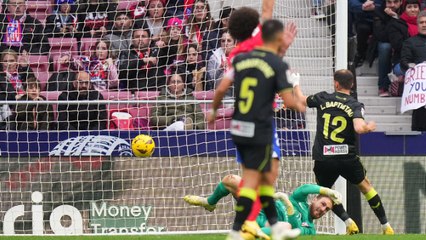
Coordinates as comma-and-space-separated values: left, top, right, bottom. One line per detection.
131, 134, 155, 157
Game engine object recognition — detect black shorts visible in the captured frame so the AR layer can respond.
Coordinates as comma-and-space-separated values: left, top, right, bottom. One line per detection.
235, 143, 273, 172
313, 157, 366, 187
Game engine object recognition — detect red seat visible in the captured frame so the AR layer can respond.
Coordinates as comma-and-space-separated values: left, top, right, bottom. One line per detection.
27, 1, 52, 24
48, 37, 78, 60
108, 106, 150, 130
28, 55, 50, 90
135, 91, 160, 100
101, 91, 133, 100
80, 37, 99, 56
193, 90, 214, 100
40, 91, 61, 119
117, 0, 138, 10
40, 91, 61, 101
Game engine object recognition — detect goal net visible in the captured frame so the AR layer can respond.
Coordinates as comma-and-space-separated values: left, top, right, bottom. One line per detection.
0, 0, 337, 236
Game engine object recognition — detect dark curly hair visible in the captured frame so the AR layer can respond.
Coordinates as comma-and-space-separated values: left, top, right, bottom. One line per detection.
228, 7, 259, 42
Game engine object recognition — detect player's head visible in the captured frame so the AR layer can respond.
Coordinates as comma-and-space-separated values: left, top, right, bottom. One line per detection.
261, 19, 284, 52
333, 69, 354, 91
310, 195, 333, 219
228, 7, 259, 42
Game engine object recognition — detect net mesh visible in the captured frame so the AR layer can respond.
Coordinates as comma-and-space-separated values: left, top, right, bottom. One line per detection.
0, 0, 338, 235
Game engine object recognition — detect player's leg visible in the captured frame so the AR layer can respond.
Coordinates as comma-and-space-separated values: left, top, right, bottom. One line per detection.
228, 144, 262, 239
183, 174, 240, 212
314, 160, 359, 234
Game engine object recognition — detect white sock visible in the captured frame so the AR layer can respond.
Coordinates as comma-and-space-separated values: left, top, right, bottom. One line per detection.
381, 222, 390, 230
345, 218, 354, 226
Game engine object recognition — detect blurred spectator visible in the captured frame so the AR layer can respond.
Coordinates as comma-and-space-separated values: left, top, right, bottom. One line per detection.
77, 0, 114, 38
45, 0, 80, 38
185, 0, 217, 62
59, 39, 119, 91
202, 5, 234, 62
46, 71, 75, 91
103, 11, 134, 61
373, 0, 402, 97
158, 17, 186, 69
0, 49, 34, 101
206, 31, 235, 93
150, 72, 205, 130
119, 28, 165, 91
275, 108, 306, 130
9, 77, 56, 131
130, 0, 147, 29
388, 0, 420, 76
57, 71, 107, 130
311, 0, 326, 18
400, 10, 426, 131
350, 0, 381, 67
176, 43, 205, 92
400, 10, 426, 72
0, 0, 50, 54
166, 0, 186, 18
144, 0, 169, 39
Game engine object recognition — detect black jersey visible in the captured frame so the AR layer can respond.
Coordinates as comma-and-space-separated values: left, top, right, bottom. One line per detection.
231, 49, 292, 145
307, 91, 365, 161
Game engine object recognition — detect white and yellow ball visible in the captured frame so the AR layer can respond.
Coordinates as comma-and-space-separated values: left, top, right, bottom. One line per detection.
131, 134, 155, 157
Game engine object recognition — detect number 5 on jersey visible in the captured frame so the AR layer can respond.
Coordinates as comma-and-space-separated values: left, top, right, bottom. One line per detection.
238, 77, 258, 114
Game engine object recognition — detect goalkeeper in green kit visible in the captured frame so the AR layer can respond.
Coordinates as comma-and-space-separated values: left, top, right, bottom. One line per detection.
184, 174, 342, 239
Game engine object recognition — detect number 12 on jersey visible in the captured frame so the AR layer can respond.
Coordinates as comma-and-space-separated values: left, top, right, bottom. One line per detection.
322, 113, 347, 143
238, 77, 258, 114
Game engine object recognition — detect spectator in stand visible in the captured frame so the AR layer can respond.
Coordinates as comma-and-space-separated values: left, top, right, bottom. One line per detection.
350, 0, 381, 67
388, 0, 420, 76
143, 0, 169, 40
311, 0, 326, 18
58, 39, 119, 91
77, 0, 114, 38
400, 10, 426, 131
373, 0, 403, 97
57, 71, 107, 130
206, 31, 235, 93
0, 0, 50, 54
200, 5, 234, 63
103, 11, 134, 61
9, 77, 55, 131
150, 72, 205, 130
44, 0, 80, 39
0, 49, 34, 101
158, 17, 187, 70
130, 0, 147, 29
166, 0, 186, 18
119, 28, 165, 91
185, 0, 217, 62
176, 43, 205, 92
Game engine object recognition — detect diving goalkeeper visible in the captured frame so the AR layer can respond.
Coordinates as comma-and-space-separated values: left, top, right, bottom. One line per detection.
184, 174, 342, 237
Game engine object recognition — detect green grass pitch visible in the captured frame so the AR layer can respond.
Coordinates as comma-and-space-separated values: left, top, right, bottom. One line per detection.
0, 234, 424, 240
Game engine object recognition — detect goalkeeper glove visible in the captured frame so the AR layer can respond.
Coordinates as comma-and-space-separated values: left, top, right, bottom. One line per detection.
274, 192, 295, 215
320, 187, 343, 205
287, 71, 300, 87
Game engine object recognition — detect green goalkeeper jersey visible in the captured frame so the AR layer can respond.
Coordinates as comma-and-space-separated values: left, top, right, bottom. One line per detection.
256, 200, 288, 228
256, 184, 320, 236
288, 184, 321, 235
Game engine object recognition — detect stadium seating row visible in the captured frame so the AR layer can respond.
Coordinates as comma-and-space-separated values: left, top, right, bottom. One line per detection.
39, 90, 232, 130
26, 0, 140, 24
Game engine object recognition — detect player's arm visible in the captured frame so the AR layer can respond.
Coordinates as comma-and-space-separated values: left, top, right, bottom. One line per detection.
279, 88, 306, 113
261, 0, 275, 21
207, 69, 234, 123
353, 118, 376, 134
